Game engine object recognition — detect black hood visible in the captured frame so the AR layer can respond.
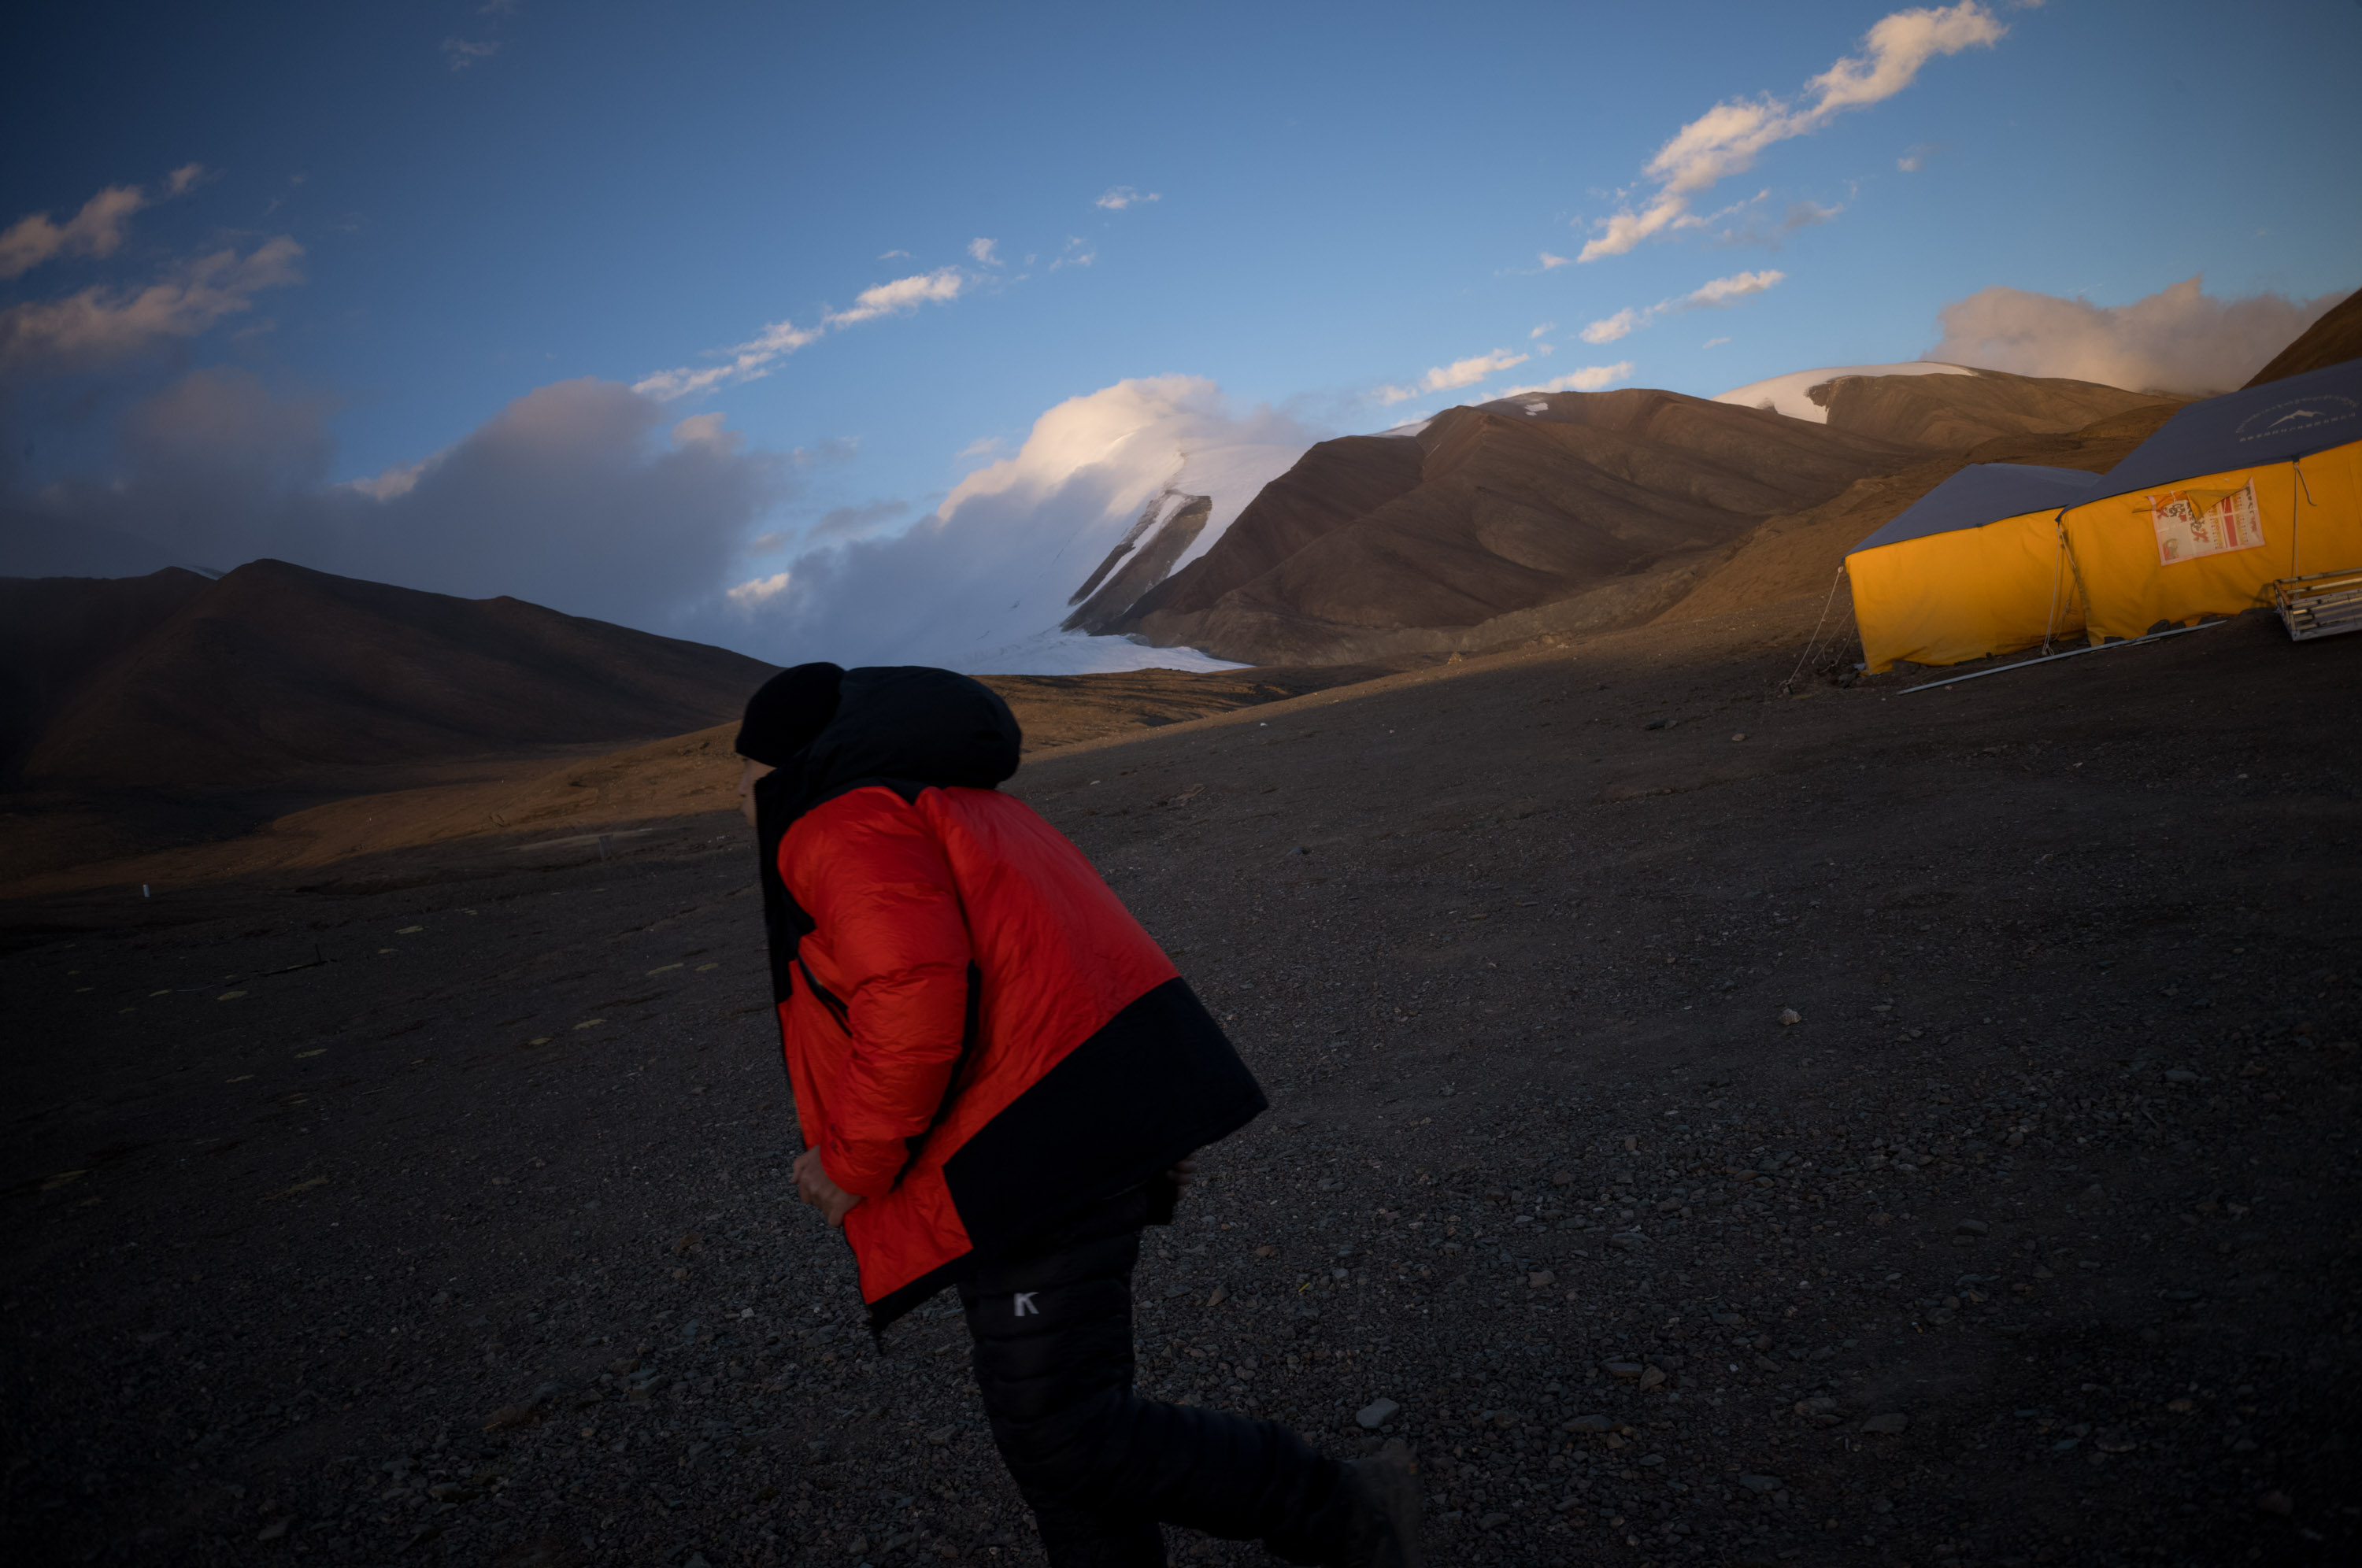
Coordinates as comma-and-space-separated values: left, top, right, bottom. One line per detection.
751, 666, 1022, 1002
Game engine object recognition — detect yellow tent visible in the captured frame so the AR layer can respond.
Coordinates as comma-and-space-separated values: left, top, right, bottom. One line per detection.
1844, 464, 2101, 672
2057, 359, 2362, 641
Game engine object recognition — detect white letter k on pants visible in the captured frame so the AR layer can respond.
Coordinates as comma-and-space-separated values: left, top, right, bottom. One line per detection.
1013, 1292, 1039, 1317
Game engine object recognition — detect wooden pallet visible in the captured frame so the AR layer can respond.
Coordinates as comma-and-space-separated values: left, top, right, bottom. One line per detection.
2271, 568, 2362, 642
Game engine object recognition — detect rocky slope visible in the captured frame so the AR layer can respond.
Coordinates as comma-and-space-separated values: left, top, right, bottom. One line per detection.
2243, 287, 2362, 386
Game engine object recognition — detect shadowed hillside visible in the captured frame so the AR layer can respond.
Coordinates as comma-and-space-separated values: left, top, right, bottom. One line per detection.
13, 558, 778, 790
2243, 287, 2362, 386
0, 568, 213, 779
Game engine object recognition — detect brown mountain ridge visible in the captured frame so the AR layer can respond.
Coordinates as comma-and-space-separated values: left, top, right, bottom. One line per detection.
6, 558, 779, 791
1112, 368, 2170, 665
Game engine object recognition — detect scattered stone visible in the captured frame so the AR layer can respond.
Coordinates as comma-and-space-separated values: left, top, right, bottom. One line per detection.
1479, 1511, 1510, 1529
1956, 1219, 1989, 1236
1528, 1270, 1556, 1287
1738, 1474, 1783, 1495
1356, 1398, 1401, 1429
2164, 1068, 2198, 1083
1567, 1414, 1613, 1432
1860, 1412, 1909, 1434
255, 1518, 290, 1542
1205, 1285, 1227, 1307
1638, 1366, 1667, 1390
1779, 1008, 1802, 1026
925, 1424, 956, 1446
2257, 1491, 2294, 1517
1603, 1360, 1645, 1378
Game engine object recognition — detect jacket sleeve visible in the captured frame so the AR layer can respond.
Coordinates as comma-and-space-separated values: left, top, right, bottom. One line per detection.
788, 797, 973, 1200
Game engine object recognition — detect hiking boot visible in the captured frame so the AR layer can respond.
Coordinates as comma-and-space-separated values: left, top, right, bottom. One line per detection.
1340, 1439, 1423, 1568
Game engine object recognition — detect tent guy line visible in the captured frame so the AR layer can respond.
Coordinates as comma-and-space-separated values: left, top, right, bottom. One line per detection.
1895, 617, 2228, 695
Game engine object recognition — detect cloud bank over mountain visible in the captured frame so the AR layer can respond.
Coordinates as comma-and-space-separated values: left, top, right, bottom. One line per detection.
715, 375, 1317, 671
1924, 276, 2351, 394
3, 369, 787, 631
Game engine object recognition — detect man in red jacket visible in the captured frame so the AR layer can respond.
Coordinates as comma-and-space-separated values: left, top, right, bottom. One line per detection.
734, 663, 1420, 1568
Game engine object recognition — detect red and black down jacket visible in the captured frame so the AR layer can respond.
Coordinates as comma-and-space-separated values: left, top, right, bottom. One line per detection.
754, 667, 1265, 1328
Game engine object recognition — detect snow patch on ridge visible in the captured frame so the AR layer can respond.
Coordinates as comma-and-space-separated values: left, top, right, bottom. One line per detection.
963, 628, 1249, 676
1713, 361, 1976, 423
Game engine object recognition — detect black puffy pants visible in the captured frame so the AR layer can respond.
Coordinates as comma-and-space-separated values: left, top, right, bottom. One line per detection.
957, 1189, 1358, 1567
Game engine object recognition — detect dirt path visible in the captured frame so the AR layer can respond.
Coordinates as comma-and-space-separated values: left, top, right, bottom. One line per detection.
4, 606, 2356, 1568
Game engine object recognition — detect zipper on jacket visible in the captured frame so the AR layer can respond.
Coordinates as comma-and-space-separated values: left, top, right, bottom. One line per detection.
797, 957, 851, 1034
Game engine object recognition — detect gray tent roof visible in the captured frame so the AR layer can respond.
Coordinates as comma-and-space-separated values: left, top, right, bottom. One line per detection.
2097, 355, 2362, 498
1849, 463, 2103, 554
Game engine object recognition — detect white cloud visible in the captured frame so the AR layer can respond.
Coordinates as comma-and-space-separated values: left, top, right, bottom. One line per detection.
1578, 2, 2005, 261
1577, 269, 1787, 348
1094, 186, 1161, 210
956, 436, 1002, 459
1049, 237, 1096, 271
0, 236, 304, 373
635, 268, 965, 401
442, 37, 500, 70
1702, 335, 1731, 348
822, 267, 964, 327
1423, 348, 1528, 391
1377, 349, 1534, 405
0, 166, 211, 280
726, 375, 1316, 669
727, 571, 793, 608
968, 237, 1001, 266
879, 248, 913, 260
1579, 309, 1643, 345
1683, 268, 1786, 306
1495, 362, 1635, 398
1924, 276, 2351, 394
1538, 251, 1572, 270
1529, 323, 1556, 338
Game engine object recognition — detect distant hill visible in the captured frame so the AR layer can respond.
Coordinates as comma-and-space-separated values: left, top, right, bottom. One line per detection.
0, 568, 213, 778
2244, 287, 2361, 386
1113, 386, 1925, 665
1109, 367, 2179, 667
7, 558, 777, 789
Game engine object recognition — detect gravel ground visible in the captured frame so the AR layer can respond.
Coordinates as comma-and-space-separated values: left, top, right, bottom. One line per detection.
3, 603, 2356, 1568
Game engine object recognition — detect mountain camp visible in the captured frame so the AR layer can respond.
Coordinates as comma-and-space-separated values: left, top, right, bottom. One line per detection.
1845, 355, 2362, 669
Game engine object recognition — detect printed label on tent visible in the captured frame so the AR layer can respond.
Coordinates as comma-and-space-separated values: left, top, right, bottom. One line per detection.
2149, 483, 2263, 566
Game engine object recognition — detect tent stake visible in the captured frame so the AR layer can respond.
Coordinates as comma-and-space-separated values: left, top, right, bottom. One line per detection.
1897, 618, 2230, 694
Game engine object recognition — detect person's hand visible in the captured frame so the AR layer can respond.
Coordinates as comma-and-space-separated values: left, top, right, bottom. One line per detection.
794, 1148, 863, 1228
1165, 1156, 1198, 1188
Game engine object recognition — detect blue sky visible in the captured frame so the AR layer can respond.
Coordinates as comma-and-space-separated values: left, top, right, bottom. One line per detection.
3, 0, 2356, 667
